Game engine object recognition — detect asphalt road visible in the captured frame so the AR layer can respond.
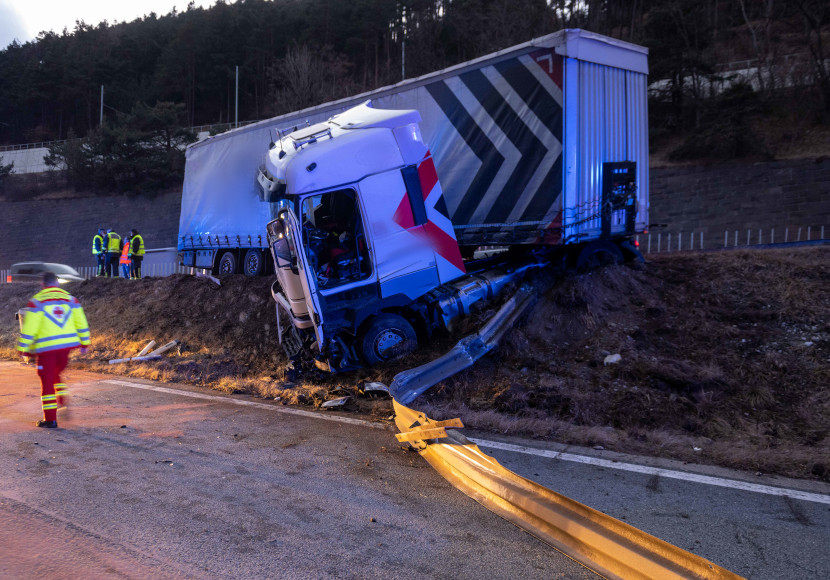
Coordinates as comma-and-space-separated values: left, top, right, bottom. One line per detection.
0, 362, 596, 580
1, 361, 828, 579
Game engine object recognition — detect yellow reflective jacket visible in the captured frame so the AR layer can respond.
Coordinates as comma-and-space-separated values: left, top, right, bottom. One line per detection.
17, 287, 91, 354
92, 234, 104, 255
130, 234, 145, 256
106, 232, 122, 253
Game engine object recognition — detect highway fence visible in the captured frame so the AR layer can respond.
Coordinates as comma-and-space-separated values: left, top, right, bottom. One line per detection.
637, 225, 827, 253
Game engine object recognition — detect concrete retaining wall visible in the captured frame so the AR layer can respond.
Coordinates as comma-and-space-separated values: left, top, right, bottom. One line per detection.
0, 191, 182, 269
649, 157, 830, 247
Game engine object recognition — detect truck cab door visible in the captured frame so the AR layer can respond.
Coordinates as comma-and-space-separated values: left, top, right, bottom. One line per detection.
267, 211, 325, 347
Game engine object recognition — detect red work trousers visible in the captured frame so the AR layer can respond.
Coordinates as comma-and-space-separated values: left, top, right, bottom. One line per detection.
36, 349, 71, 422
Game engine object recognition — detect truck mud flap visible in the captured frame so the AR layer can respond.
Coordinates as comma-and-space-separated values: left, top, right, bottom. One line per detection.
390, 286, 536, 405
393, 399, 743, 580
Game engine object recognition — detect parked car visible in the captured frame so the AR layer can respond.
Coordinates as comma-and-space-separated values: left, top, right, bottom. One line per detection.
7, 262, 85, 284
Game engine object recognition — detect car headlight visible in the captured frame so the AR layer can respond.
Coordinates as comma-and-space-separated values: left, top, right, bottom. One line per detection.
58, 277, 69, 284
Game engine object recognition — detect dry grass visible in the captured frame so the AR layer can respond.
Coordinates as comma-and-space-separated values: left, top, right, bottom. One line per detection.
1, 246, 828, 480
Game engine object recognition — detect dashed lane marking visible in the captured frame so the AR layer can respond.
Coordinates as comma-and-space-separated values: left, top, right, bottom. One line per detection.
104, 378, 830, 505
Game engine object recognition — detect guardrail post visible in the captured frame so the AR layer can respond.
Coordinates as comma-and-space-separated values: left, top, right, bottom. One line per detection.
785, 228, 789, 243
678, 232, 682, 251
647, 234, 651, 254
797, 227, 802, 242
690, 232, 694, 251
734, 230, 738, 247
724, 230, 728, 248
771, 228, 775, 244
657, 233, 661, 253
700, 231, 704, 250
758, 229, 762, 244
807, 226, 811, 241
746, 229, 750, 246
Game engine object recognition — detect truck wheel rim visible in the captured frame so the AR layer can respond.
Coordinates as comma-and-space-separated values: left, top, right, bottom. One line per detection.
246, 253, 259, 273
375, 329, 404, 358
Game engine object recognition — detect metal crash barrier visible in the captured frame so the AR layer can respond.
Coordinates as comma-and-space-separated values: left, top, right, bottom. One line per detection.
388, 286, 742, 579
393, 400, 743, 580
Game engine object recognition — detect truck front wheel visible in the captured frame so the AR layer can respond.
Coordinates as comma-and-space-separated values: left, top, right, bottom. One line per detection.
359, 313, 418, 366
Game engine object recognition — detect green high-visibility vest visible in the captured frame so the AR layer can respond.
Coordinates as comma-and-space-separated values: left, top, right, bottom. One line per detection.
107, 232, 121, 252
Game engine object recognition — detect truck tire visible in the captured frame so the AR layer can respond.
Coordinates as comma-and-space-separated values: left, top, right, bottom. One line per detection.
575, 240, 624, 272
359, 313, 418, 366
218, 251, 237, 275
243, 249, 264, 277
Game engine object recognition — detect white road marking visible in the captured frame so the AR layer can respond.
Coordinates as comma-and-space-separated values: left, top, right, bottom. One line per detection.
102, 377, 830, 505
102, 379, 386, 430
469, 438, 830, 506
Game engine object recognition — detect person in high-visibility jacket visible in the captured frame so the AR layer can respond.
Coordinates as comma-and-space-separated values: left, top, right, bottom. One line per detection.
128, 229, 145, 279
105, 228, 121, 278
119, 234, 132, 279
92, 228, 106, 276
17, 271, 90, 428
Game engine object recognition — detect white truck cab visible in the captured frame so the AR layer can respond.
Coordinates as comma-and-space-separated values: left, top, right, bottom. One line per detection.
260, 102, 468, 371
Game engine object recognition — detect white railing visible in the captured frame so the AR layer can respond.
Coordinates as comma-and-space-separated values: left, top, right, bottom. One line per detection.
637, 225, 827, 254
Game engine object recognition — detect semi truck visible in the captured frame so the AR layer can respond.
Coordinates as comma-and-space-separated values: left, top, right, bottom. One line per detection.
178, 28, 649, 371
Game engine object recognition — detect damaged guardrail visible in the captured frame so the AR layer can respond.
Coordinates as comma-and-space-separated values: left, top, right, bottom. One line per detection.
393, 400, 742, 580
386, 285, 742, 579
390, 286, 536, 405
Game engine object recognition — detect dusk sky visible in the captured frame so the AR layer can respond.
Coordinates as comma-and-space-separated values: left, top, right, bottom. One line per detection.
1, 0, 215, 49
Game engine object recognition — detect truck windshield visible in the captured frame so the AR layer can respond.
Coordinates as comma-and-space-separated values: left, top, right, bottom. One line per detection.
300, 188, 371, 289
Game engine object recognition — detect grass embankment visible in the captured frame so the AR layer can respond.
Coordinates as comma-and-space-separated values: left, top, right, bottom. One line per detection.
1, 246, 827, 481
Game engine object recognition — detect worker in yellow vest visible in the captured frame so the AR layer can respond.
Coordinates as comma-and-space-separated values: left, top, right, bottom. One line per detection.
92, 228, 105, 276
105, 228, 121, 278
129, 229, 145, 279
119, 234, 132, 279
17, 272, 91, 428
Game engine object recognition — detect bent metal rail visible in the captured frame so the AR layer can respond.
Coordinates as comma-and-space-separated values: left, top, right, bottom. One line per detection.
387, 287, 743, 579
392, 401, 742, 580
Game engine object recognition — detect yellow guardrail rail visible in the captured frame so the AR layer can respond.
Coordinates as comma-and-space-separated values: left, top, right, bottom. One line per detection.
394, 399, 744, 580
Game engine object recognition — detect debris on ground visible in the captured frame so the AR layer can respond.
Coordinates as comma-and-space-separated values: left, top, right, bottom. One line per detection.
322, 396, 350, 408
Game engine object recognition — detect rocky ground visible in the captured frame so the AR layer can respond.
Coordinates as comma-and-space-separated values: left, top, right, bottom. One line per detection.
2, 245, 828, 481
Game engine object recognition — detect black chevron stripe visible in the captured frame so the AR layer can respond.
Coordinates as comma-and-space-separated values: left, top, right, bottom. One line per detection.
519, 154, 562, 223
494, 58, 563, 144
459, 67, 548, 225
494, 58, 564, 223
425, 81, 505, 226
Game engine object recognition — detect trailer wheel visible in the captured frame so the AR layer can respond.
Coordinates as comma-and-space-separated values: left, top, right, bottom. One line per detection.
359, 313, 418, 366
218, 251, 237, 275
576, 240, 624, 272
243, 249, 264, 277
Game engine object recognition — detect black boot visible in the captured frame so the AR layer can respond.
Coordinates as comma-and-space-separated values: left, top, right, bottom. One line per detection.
36, 420, 58, 428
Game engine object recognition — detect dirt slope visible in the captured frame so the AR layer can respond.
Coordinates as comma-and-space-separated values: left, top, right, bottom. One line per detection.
2, 246, 828, 481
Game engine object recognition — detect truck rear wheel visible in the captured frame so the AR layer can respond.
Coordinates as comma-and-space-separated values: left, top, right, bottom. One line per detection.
359, 313, 418, 366
218, 251, 237, 275
243, 249, 264, 276
575, 240, 624, 272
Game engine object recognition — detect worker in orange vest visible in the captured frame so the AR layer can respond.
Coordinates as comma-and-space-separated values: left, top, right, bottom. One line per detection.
18, 272, 90, 428
119, 233, 132, 279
